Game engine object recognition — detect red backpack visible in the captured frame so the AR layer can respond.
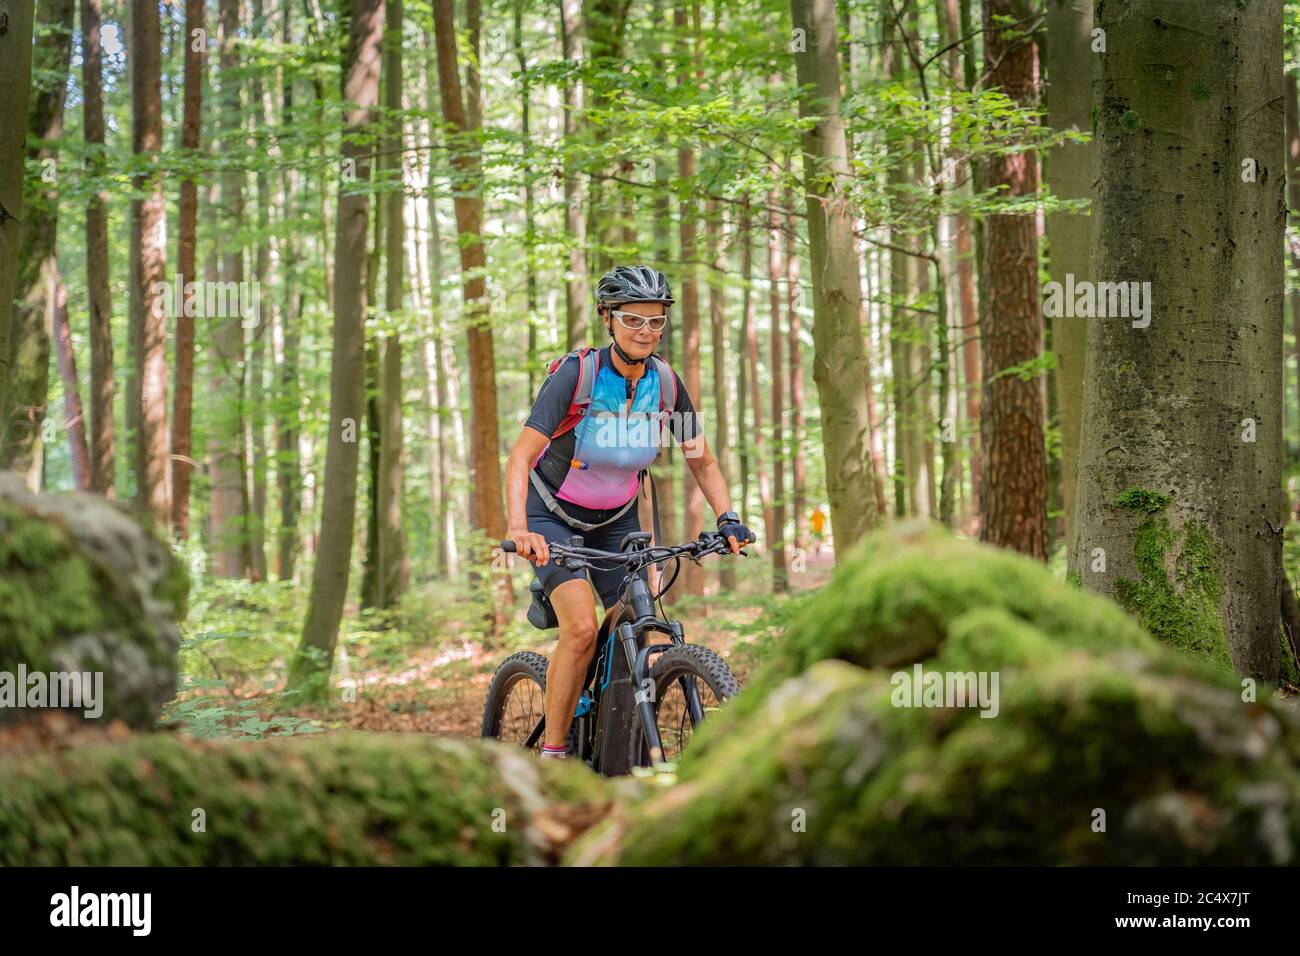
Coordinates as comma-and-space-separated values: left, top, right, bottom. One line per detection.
544, 346, 678, 440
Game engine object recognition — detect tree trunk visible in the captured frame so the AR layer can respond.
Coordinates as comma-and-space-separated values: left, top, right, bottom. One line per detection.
247, 0, 272, 581
790, 0, 878, 550
1045, 0, 1094, 556
3, 0, 74, 490
978, 0, 1047, 559
433, 0, 507, 611
210, 0, 247, 575
707, 201, 735, 590
736, 200, 752, 528
292, 0, 385, 693
51, 275, 90, 490
277, 0, 302, 581
677, 3, 703, 593
558, 0, 588, 349
784, 197, 806, 552
379, 0, 407, 607
1286, 74, 1300, 519
82, 0, 114, 497
172, 0, 204, 534
0, 2, 35, 426
1073, 0, 1283, 681
131, 0, 169, 526
767, 185, 787, 591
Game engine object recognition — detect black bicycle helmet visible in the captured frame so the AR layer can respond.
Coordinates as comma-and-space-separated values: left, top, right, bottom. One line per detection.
595, 265, 674, 308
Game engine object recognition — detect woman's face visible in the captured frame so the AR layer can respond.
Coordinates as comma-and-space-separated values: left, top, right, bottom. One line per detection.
606, 301, 667, 361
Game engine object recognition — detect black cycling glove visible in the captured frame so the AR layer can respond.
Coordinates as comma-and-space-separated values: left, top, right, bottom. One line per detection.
717, 514, 754, 547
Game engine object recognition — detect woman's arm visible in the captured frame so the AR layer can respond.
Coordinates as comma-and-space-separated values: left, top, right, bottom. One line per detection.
505, 426, 553, 563
681, 433, 746, 553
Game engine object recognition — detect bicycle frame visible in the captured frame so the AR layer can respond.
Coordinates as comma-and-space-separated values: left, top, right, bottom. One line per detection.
518, 540, 712, 775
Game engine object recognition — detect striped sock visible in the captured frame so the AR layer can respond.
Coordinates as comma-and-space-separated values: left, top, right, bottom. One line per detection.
540, 744, 569, 759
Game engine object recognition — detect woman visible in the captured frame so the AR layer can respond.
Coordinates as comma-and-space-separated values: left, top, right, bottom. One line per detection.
503, 265, 753, 759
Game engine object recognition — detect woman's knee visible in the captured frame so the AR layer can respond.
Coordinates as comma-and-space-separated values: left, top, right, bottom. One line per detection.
550, 580, 598, 653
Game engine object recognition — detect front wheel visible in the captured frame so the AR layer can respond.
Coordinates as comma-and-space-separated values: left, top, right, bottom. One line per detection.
481, 651, 550, 752
630, 643, 740, 768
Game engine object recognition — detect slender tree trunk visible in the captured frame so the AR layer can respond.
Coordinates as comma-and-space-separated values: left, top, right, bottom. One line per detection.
377, 0, 407, 607
736, 200, 752, 528
784, 199, 806, 551
51, 275, 90, 490
82, 0, 114, 497
246, 0, 273, 581
677, 3, 703, 593
790, 0, 877, 550
433, 0, 508, 612
3, 0, 75, 489
1286, 74, 1300, 521
559, 0, 588, 348
514, 0, 539, 393
172, 0, 204, 534
768, 187, 787, 591
978, 0, 1047, 559
1074, 0, 1283, 681
708, 201, 735, 590
292, 0, 385, 693
210, 0, 247, 574
131, 0, 170, 526
1045, 0, 1094, 556
277, 0, 301, 581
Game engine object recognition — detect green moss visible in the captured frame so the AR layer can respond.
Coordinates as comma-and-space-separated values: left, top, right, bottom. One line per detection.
0, 733, 611, 865
1066, 569, 1082, 589
1115, 487, 1172, 515
1120, 110, 1143, 132
1190, 80, 1213, 100
1111, 493, 1233, 671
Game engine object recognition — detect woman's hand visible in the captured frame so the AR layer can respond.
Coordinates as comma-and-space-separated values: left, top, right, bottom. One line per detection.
508, 527, 551, 565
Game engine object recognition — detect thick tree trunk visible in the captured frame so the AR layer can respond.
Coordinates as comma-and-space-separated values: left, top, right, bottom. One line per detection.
978, 0, 1047, 559
131, 0, 169, 526
172, 0, 204, 534
1073, 1, 1283, 681
210, 0, 247, 574
3, 0, 75, 489
558, 0, 588, 349
433, 0, 507, 613
791, 0, 877, 550
0, 3, 35, 424
1045, 0, 1094, 557
51, 275, 90, 490
82, 0, 114, 497
292, 0, 384, 692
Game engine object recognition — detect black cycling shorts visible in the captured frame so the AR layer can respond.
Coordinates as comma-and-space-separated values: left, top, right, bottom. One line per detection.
525, 480, 647, 610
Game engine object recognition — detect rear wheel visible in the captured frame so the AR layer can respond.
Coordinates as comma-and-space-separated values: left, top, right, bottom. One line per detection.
481, 652, 579, 755
630, 644, 739, 767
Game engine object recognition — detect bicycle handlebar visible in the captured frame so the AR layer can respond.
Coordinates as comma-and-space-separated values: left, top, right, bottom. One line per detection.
499, 530, 749, 570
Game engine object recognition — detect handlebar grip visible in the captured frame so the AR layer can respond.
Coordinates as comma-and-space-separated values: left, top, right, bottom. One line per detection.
500, 540, 517, 553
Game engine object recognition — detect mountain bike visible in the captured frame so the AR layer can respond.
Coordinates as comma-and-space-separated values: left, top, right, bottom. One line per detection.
481, 529, 745, 776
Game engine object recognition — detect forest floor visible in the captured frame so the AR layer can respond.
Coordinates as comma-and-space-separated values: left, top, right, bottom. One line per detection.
152, 542, 840, 744
278, 543, 838, 740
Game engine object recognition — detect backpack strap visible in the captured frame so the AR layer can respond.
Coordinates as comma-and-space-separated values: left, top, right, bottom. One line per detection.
648, 353, 676, 416
549, 347, 601, 440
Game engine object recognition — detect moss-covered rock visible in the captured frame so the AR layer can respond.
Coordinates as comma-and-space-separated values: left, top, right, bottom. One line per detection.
571, 522, 1300, 865
0, 731, 614, 865
0, 475, 188, 728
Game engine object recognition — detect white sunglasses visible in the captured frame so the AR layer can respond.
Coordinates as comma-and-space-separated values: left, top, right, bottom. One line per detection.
609, 309, 669, 332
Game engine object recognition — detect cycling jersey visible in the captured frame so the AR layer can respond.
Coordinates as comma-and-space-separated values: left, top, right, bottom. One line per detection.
525, 346, 701, 510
